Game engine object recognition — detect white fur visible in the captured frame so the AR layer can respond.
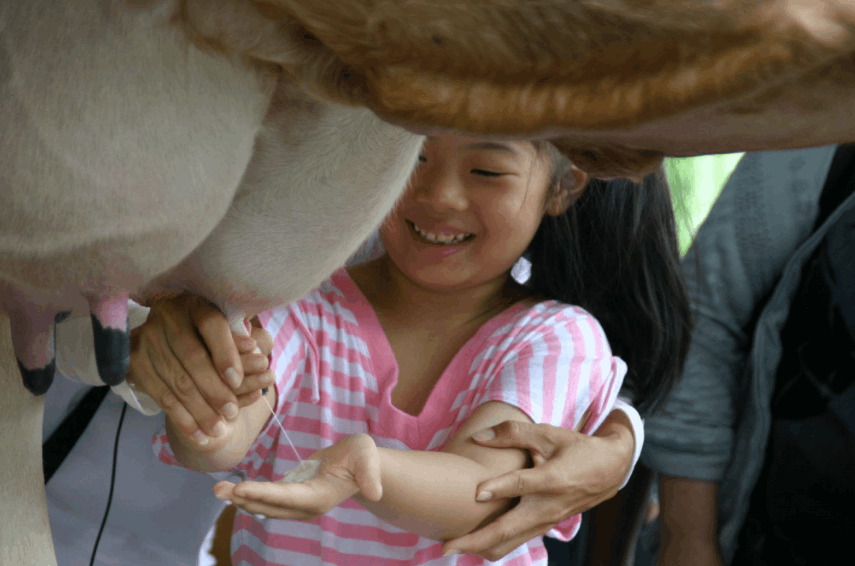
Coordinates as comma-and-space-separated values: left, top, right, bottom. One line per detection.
0, 0, 273, 302
144, 81, 424, 318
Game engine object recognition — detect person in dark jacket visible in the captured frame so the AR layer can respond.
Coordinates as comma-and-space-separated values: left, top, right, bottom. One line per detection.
642, 144, 855, 566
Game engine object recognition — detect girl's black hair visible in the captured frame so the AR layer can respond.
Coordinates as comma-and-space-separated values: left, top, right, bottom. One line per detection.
523, 167, 692, 417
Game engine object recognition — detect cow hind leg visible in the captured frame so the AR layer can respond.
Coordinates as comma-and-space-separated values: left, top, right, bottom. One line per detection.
87, 293, 130, 386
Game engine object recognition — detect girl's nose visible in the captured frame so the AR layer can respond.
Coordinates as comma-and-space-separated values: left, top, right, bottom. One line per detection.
413, 169, 467, 211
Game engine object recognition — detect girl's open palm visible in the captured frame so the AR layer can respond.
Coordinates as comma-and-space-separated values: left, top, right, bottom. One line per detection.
213, 433, 384, 521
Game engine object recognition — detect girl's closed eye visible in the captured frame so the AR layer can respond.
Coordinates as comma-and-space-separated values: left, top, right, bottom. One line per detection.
471, 168, 504, 178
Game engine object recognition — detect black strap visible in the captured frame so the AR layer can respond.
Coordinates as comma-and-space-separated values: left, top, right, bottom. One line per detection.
43, 386, 110, 484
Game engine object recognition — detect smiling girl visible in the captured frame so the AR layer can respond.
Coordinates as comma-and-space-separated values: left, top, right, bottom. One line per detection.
151, 135, 691, 565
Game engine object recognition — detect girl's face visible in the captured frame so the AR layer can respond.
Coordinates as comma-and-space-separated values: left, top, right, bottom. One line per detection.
380, 134, 556, 293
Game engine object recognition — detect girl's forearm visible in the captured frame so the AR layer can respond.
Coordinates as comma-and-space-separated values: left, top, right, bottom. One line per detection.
353, 447, 522, 540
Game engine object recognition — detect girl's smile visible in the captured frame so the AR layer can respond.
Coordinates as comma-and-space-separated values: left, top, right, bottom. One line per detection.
408, 220, 474, 245
405, 220, 474, 259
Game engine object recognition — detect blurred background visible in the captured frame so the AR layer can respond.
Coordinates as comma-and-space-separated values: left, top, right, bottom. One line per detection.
664, 152, 744, 255
631, 151, 744, 566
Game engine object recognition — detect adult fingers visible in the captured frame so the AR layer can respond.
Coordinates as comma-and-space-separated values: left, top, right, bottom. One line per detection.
129, 353, 213, 446
233, 369, 274, 400
471, 420, 576, 469
473, 465, 565, 503
231, 351, 272, 401
159, 303, 240, 424
147, 337, 228, 438
190, 300, 244, 390
444, 523, 551, 561
476, 430, 625, 515
233, 332, 259, 355
249, 324, 274, 357
130, 319, 225, 439
442, 499, 558, 560
239, 351, 271, 377
235, 388, 264, 407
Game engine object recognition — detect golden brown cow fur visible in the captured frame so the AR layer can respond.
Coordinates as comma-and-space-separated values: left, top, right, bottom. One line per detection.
269, 0, 855, 130
173, 0, 855, 180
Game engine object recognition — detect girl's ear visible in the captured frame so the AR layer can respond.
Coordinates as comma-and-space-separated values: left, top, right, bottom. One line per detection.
547, 165, 588, 216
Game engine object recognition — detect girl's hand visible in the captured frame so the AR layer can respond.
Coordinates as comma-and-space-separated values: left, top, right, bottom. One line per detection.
441, 419, 634, 560
128, 294, 274, 443
213, 433, 383, 520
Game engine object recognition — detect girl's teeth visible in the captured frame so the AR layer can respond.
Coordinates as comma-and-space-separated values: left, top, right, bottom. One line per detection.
413, 224, 470, 245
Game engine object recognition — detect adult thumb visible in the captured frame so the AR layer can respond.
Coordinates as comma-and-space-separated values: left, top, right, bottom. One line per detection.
470, 420, 561, 463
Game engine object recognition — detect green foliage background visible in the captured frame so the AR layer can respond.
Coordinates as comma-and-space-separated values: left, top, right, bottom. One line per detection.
664, 153, 744, 255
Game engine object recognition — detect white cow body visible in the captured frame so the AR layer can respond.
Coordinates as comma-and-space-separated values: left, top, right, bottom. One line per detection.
0, 0, 280, 385
1, 3, 422, 562
0, 0, 274, 301
143, 81, 424, 321
1, 3, 281, 559
1, 0, 423, 391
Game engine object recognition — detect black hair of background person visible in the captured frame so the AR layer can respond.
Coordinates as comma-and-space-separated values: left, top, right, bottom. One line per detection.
524, 171, 693, 417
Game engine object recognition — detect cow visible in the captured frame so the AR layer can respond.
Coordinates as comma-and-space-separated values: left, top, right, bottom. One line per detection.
5, 0, 855, 396
2, 0, 854, 563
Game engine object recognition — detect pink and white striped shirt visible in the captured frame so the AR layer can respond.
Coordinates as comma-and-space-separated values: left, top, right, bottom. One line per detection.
154, 269, 626, 566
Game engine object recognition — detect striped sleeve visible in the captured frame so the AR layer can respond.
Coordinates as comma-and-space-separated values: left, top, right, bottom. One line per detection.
481, 307, 626, 433
257, 304, 317, 410
479, 306, 627, 541
151, 304, 311, 479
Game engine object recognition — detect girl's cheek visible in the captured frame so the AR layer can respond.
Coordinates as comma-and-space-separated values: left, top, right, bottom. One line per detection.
379, 223, 400, 248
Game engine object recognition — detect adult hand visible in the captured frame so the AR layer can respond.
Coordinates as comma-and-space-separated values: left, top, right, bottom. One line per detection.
129, 294, 274, 444
441, 412, 634, 560
213, 433, 383, 520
